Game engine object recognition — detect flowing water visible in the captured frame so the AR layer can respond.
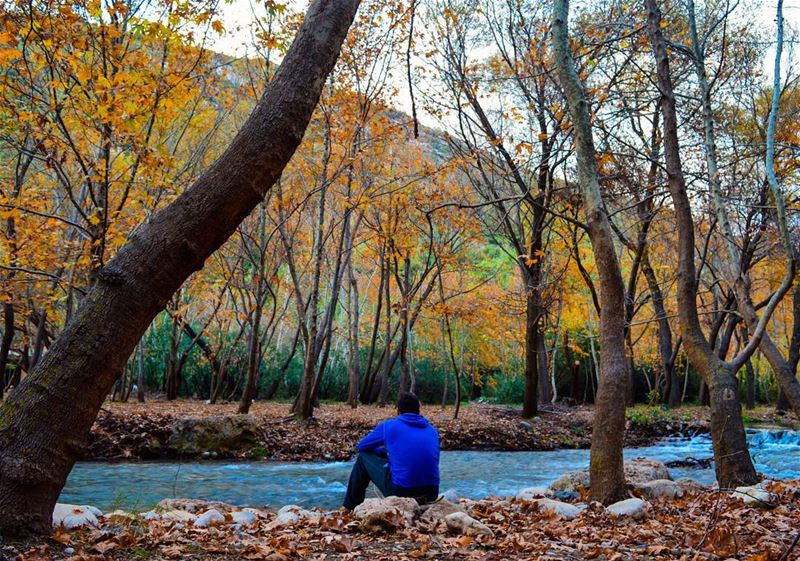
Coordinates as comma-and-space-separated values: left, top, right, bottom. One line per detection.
60, 428, 800, 512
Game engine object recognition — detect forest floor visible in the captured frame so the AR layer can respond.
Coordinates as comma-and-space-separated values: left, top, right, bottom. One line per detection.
86, 398, 795, 461
6, 479, 800, 560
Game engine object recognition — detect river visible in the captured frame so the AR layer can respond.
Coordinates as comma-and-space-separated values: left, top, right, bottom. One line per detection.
59, 428, 799, 511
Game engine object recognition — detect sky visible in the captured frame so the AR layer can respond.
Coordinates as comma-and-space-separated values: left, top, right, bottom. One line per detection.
205, 0, 800, 127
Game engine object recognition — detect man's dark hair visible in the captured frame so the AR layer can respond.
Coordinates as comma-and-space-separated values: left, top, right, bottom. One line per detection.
397, 392, 420, 414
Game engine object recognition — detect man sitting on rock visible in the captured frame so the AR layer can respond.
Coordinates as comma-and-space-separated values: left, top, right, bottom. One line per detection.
343, 392, 440, 509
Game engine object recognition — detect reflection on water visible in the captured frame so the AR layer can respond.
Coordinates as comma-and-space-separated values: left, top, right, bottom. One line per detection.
60, 428, 799, 511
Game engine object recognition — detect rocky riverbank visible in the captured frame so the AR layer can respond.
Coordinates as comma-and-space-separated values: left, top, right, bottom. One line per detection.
7, 460, 799, 560
85, 400, 723, 461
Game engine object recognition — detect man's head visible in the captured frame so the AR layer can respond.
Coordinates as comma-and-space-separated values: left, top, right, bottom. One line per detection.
397, 392, 421, 415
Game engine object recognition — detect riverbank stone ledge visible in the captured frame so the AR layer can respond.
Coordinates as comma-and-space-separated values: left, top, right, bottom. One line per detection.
166, 414, 259, 456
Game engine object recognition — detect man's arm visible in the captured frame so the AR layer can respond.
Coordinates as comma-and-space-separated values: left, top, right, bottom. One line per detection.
357, 421, 387, 452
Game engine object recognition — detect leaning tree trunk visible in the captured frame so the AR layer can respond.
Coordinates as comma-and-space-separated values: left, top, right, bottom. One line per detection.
644, 0, 757, 487
0, 0, 361, 537
551, 0, 630, 504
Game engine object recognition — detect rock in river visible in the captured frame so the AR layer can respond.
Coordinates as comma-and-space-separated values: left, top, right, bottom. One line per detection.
167, 415, 259, 456
550, 458, 671, 493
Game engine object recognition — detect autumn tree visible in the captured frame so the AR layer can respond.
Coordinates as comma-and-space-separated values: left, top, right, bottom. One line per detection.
551, 0, 629, 504
0, 0, 362, 536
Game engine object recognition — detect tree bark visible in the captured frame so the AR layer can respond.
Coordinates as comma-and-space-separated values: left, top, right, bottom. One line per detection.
551, 0, 630, 504
0, 0, 361, 537
644, 0, 757, 487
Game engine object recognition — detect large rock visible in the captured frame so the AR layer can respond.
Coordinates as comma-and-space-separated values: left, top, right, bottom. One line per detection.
636, 479, 683, 500
167, 415, 259, 456
230, 509, 259, 527
444, 512, 494, 537
533, 499, 585, 520
675, 478, 705, 495
549, 458, 671, 493
607, 498, 649, 520
194, 509, 225, 528
624, 458, 671, 484
419, 500, 466, 523
549, 471, 590, 494
266, 505, 321, 529
52, 504, 101, 529
516, 487, 551, 500
354, 497, 418, 532
732, 485, 777, 508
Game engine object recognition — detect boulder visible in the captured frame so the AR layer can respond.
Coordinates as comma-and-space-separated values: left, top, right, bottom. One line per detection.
439, 489, 460, 503
549, 471, 590, 494
516, 487, 550, 500
194, 509, 225, 528
675, 478, 705, 495
268, 505, 321, 527
52, 504, 100, 529
552, 490, 580, 501
444, 512, 494, 537
732, 485, 777, 508
636, 479, 683, 500
607, 498, 648, 520
624, 458, 671, 485
549, 458, 670, 493
167, 415, 259, 456
354, 497, 418, 532
419, 500, 466, 523
533, 499, 585, 520
230, 510, 258, 527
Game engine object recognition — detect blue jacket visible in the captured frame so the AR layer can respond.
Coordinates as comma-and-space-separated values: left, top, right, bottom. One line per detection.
357, 413, 440, 488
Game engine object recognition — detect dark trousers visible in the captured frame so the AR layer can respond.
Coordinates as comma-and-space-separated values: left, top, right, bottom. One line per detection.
343, 452, 439, 509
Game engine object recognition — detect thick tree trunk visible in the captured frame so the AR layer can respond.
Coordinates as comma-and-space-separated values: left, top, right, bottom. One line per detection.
551, 0, 629, 504
645, 0, 757, 487
0, 0, 361, 537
